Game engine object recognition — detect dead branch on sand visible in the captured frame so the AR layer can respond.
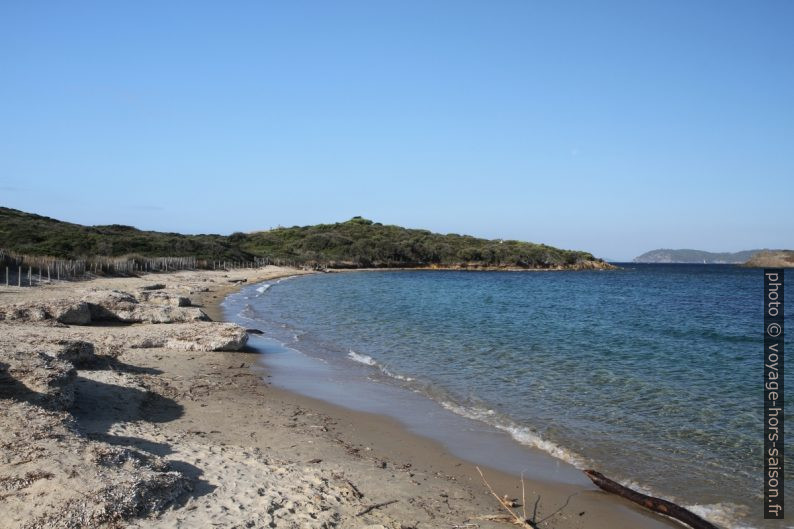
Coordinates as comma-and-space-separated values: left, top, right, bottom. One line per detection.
476, 466, 534, 528
476, 467, 578, 528
583, 470, 718, 529
355, 499, 398, 516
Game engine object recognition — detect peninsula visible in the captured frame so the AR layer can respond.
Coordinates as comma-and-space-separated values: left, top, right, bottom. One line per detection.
634, 248, 765, 264
0, 207, 611, 271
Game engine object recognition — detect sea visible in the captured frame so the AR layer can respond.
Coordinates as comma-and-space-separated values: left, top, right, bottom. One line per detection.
222, 264, 791, 529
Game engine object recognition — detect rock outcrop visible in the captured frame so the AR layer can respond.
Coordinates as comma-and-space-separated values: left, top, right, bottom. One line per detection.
742, 250, 794, 268
0, 351, 76, 410
0, 289, 208, 326
0, 300, 92, 325
82, 289, 209, 324
136, 290, 192, 307
0, 275, 262, 528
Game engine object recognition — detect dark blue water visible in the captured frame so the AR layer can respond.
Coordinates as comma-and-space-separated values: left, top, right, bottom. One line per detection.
225, 265, 791, 528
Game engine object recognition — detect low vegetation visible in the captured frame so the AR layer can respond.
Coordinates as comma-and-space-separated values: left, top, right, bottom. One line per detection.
0, 207, 608, 270
742, 250, 794, 268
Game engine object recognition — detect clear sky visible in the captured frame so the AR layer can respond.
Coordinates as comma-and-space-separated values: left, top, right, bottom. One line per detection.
1, 1, 792, 260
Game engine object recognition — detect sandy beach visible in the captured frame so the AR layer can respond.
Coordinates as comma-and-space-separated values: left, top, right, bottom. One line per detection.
0, 267, 682, 529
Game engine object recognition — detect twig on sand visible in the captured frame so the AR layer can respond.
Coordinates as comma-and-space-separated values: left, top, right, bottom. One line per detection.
536, 492, 576, 526
345, 479, 364, 499
355, 499, 398, 517
475, 466, 533, 528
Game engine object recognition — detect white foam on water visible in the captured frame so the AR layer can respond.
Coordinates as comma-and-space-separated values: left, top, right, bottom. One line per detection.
686, 503, 756, 529
347, 350, 377, 366
434, 401, 759, 529
437, 400, 589, 469
232, 273, 763, 529
347, 350, 415, 381
345, 349, 589, 472
380, 367, 414, 382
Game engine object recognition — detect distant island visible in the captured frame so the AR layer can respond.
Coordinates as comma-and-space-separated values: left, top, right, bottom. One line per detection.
633, 249, 765, 264
0, 207, 612, 271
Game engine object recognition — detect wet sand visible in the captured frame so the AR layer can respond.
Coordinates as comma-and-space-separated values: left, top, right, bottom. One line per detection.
200, 269, 682, 529
0, 267, 682, 528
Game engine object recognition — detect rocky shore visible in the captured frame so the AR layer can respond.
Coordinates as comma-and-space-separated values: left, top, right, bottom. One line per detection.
0, 268, 316, 528
742, 250, 794, 268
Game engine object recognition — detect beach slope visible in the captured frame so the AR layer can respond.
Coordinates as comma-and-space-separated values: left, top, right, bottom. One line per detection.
1, 267, 679, 529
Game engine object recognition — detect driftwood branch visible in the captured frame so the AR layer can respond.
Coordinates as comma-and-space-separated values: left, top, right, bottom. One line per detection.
583, 470, 718, 529
355, 499, 398, 517
476, 467, 533, 528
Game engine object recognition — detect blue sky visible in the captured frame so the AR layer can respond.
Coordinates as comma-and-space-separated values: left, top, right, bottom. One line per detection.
1, 1, 792, 260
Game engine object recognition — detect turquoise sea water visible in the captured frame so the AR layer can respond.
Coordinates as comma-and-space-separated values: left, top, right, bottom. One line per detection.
224, 265, 791, 528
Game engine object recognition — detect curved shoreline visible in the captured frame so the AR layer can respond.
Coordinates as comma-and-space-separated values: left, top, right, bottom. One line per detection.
0, 267, 684, 528
210, 270, 684, 529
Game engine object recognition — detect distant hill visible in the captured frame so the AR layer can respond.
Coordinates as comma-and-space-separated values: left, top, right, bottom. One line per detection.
742, 250, 794, 268
633, 249, 764, 264
0, 207, 611, 270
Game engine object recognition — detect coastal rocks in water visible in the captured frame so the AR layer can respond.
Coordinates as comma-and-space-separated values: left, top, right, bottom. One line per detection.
573, 259, 617, 270
742, 250, 794, 268
0, 300, 92, 325
0, 350, 76, 410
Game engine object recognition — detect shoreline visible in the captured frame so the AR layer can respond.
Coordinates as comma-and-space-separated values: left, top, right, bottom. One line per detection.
209, 271, 684, 529
1, 267, 681, 528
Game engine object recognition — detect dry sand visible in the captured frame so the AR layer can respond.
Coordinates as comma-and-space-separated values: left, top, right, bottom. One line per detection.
1, 267, 682, 529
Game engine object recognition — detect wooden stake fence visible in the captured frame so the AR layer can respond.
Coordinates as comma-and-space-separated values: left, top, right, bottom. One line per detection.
0, 249, 298, 288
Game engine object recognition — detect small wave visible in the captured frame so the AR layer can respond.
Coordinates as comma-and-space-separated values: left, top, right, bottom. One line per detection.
347, 350, 377, 366
256, 284, 271, 294
240, 303, 257, 319
346, 350, 586, 469
437, 401, 588, 469
380, 367, 414, 382
687, 503, 754, 529
347, 351, 415, 382
439, 400, 759, 529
